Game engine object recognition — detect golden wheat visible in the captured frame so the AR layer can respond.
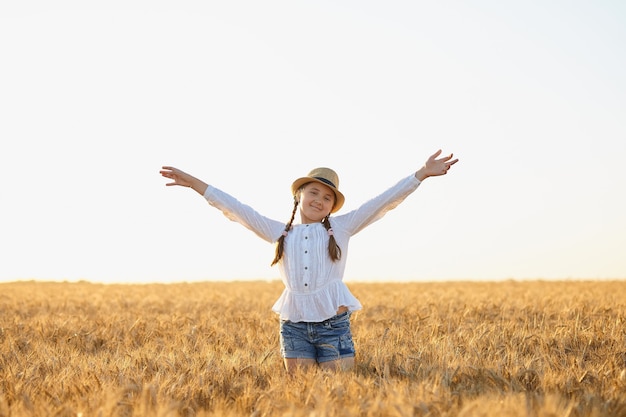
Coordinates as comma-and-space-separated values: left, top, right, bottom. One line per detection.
1, 280, 625, 416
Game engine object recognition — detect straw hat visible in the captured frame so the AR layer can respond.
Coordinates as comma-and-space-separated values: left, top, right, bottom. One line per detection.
291, 167, 345, 213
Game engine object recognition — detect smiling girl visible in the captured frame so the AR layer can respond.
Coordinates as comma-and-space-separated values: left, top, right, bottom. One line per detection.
160, 149, 458, 373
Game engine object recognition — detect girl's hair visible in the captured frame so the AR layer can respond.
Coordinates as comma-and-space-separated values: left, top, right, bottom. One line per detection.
271, 190, 342, 266
271, 197, 298, 266
322, 215, 342, 261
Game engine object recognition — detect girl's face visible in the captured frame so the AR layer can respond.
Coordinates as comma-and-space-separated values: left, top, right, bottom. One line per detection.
298, 182, 336, 224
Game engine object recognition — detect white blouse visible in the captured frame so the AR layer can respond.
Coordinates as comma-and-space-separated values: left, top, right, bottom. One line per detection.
203, 174, 421, 322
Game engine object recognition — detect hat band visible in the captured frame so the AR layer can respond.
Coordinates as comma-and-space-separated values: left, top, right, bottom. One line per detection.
313, 176, 336, 189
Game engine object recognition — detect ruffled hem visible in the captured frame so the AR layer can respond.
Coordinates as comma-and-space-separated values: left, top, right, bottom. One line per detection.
271, 280, 362, 322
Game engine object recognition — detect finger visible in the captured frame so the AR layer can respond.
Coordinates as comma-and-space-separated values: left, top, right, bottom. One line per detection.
437, 153, 454, 163
429, 149, 442, 161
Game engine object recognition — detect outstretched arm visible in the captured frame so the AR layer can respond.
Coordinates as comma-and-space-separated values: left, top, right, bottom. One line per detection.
160, 166, 209, 195
415, 150, 459, 181
160, 166, 284, 242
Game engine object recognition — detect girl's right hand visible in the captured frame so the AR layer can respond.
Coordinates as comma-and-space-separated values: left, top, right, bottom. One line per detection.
160, 166, 194, 187
160, 166, 209, 195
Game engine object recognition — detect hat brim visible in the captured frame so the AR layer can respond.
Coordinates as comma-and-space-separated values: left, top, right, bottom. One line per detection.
291, 177, 345, 213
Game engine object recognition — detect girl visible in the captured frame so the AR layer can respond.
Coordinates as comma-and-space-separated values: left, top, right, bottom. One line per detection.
160, 149, 458, 373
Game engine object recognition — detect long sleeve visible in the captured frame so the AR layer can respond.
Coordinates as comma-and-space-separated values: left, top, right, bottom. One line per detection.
337, 174, 421, 236
203, 185, 285, 243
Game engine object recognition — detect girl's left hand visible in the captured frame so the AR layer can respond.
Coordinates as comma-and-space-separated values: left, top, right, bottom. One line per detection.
416, 150, 459, 181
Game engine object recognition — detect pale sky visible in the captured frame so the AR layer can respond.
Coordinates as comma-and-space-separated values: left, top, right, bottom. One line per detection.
1, 1, 625, 284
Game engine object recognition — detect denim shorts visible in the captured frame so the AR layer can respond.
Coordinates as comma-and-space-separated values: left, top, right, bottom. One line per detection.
279, 311, 355, 363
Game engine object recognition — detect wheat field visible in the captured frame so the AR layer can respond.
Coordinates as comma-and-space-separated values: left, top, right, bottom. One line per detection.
1, 280, 625, 416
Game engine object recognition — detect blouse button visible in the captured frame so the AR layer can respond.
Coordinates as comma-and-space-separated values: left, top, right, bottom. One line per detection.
304, 267, 308, 270
304, 283, 308, 286
304, 250, 308, 254
305, 236, 308, 239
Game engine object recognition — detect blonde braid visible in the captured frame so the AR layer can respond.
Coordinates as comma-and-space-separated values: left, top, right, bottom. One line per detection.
271, 197, 299, 266
323, 216, 342, 262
